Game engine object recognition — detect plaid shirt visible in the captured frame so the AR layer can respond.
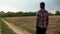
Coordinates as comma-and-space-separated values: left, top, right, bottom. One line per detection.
36, 9, 48, 28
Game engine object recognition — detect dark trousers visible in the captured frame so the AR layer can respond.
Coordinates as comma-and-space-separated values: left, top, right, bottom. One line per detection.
36, 26, 46, 34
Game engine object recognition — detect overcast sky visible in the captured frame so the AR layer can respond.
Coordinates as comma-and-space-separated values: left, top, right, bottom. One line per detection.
0, 0, 60, 13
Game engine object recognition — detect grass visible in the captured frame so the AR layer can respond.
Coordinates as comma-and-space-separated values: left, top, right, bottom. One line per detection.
0, 18, 1, 34
4, 17, 35, 34
15, 23, 35, 34
4, 16, 60, 34
4, 19, 35, 34
0, 18, 16, 34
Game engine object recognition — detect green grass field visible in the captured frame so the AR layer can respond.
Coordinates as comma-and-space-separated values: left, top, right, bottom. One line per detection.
0, 18, 16, 34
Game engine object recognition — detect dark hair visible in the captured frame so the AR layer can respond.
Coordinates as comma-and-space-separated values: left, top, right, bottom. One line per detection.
40, 2, 45, 9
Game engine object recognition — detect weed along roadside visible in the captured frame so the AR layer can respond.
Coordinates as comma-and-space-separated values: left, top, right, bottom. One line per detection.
4, 17, 35, 34
0, 18, 16, 34
1, 18, 31, 34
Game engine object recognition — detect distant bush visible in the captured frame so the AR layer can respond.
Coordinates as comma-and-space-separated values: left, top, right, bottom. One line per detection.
0, 11, 5, 17
0, 11, 36, 17
0, 10, 60, 17
55, 11, 60, 15
48, 12, 54, 15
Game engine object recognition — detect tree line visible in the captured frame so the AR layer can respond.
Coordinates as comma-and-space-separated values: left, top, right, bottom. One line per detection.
0, 11, 60, 17
0, 11, 36, 17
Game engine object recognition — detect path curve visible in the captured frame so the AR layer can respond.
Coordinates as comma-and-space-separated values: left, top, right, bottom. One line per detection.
1, 18, 30, 34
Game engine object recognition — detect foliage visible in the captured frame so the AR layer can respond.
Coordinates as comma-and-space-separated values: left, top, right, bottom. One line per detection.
0, 18, 16, 34
55, 11, 60, 15
0, 11, 5, 17
48, 12, 54, 15
0, 10, 60, 17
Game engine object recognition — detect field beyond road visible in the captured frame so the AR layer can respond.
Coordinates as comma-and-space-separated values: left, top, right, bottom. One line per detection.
4, 16, 60, 34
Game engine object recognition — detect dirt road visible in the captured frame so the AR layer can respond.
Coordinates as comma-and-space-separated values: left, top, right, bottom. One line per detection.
1, 18, 30, 34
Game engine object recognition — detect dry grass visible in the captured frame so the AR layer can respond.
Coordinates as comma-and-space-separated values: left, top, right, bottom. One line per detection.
4, 16, 60, 34
46, 16, 60, 34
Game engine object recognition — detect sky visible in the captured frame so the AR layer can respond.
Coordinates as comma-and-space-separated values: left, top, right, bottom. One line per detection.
0, 0, 60, 13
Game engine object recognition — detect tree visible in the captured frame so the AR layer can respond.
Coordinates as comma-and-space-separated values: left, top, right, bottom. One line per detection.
0, 11, 5, 17
55, 11, 60, 15
16, 11, 23, 16
5, 11, 16, 17
48, 12, 54, 15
